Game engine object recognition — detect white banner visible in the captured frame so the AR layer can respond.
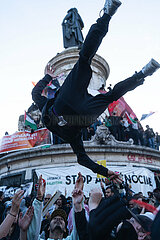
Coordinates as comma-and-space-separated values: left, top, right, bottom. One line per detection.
36, 165, 156, 197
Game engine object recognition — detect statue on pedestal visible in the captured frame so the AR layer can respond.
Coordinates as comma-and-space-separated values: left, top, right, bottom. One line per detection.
62, 8, 84, 49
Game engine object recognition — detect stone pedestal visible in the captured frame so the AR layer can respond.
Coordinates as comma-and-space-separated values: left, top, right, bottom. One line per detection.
3, 48, 160, 188
0, 143, 160, 186
48, 46, 110, 90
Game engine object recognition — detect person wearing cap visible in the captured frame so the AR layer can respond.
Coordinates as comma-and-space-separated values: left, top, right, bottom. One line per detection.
116, 211, 153, 240
43, 209, 69, 239
20, 173, 87, 240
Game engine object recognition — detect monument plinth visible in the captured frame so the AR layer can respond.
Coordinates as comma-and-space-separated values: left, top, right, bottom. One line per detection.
48, 47, 110, 91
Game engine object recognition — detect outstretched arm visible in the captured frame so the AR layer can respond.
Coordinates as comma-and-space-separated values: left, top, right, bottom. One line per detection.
0, 190, 24, 239
70, 134, 122, 182
70, 134, 109, 177
19, 206, 34, 240
27, 175, 46, 240
32, 64, 55, 111
72, 172, 88, 240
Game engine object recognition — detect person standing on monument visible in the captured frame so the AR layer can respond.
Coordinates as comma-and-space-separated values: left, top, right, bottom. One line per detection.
32, 0, 160, 180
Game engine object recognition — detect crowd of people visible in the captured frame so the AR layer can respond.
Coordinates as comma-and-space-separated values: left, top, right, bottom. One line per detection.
104, 113, 160, 150
1, 0, 160, 238
23, 109, 160, 152
0, 174, 160, 240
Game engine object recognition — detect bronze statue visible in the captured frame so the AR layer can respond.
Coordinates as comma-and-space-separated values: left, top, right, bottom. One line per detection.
62, 8, 84, 49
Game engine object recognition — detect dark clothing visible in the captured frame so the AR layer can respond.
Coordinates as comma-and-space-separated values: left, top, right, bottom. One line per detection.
131, 207, 142, 215
109, 116, 122, 140
32, 13, 145, 177
116, 220, 138, 240
0, 223, 20, 240
88, 196, 130, 240
151, 210, 160, 240
75, 209, 88, 240
145, 128, 155, 139
155, 134, 160, 150
75, 197, 131, 240
109, 116, 121, 126
0, 202, 5, 224
130, 128, 140, 145
145, 128, 155, 148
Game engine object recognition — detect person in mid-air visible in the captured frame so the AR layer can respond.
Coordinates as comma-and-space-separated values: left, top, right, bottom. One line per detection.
32, 0, 160, 181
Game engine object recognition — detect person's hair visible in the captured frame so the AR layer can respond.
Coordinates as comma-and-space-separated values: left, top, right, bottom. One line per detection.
55, 194, 67, 206
153, 188, 160, 193
106, 186, 114, 193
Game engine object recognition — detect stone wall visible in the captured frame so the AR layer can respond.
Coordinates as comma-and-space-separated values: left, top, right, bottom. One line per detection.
0, 142, 160, 186
48, 46, 110, 90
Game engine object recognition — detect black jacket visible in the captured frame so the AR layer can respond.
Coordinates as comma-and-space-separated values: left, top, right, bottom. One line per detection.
116, 220, 138, 240
32, 74, 109, 177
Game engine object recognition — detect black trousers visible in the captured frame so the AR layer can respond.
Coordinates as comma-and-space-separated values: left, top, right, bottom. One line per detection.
32, 14, 145, 177
53, 13, 145, 121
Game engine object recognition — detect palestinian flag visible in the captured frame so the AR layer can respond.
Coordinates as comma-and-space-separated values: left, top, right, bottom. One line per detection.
24, 111, 37, 130
125, 112, 137, 124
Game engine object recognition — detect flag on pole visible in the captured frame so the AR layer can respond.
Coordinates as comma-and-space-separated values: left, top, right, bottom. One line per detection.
140, 111, 155, 121
24, 111, 37, 130
125, 112, 136, 124
42, 77, 61, 99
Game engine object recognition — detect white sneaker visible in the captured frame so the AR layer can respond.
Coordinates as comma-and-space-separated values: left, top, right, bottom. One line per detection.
104, 0, 122, 16
142, 58, 160, 77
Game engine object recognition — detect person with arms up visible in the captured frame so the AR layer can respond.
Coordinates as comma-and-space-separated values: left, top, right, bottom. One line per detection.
19, 173, 89, 240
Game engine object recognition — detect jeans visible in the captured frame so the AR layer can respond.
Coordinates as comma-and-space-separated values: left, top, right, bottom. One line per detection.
148, 137, 155, 149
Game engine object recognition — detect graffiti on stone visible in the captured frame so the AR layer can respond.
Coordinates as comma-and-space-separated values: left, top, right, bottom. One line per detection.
127, 154, 153, 164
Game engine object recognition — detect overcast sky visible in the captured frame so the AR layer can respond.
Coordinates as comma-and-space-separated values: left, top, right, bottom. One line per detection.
0, 0, 160, 139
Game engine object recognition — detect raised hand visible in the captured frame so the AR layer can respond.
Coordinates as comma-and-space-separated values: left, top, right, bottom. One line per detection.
72, 189, 84, 205
72, 172, 84, 212
107, 170, 123, 184
10, 190, 24, 216
72, 188, 84, 212
74, 172, 84, 191
36, 175, 46, 201
100, 179, 105, 190
88, 188, 102, 212
44, 63, 56, 78
18, 206, 34, 232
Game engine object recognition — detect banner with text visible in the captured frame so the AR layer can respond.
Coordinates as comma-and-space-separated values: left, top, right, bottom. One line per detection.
0, 128, 51, 153
36, 165, 156, 197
